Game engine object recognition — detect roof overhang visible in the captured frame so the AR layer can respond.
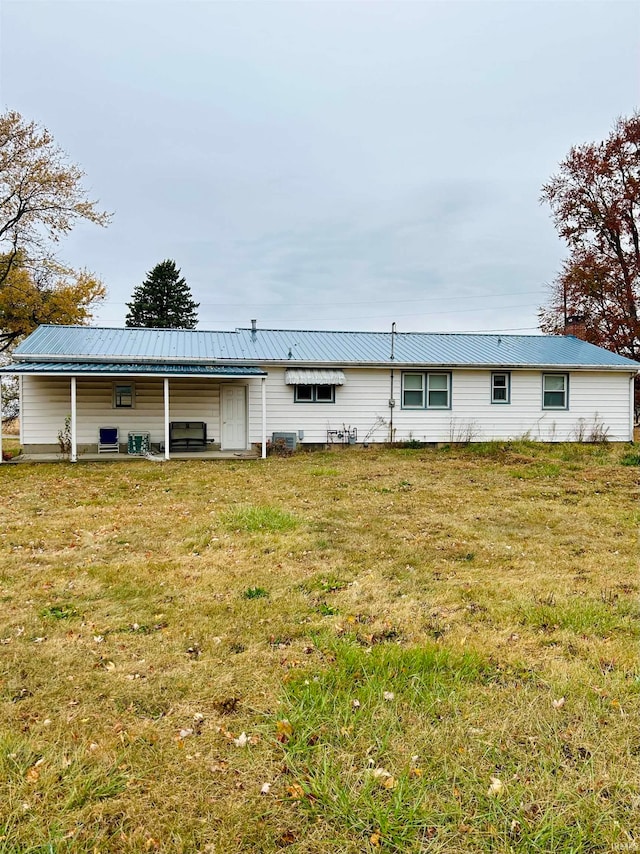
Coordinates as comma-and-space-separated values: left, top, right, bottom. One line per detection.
0, 362, 267, 378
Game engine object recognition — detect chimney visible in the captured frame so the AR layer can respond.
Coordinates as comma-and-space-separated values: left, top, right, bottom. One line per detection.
251, 319, 257, 341
564, 314, 587, 340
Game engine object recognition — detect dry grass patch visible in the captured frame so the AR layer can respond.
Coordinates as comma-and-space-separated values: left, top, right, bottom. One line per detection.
0, 443, 639, 852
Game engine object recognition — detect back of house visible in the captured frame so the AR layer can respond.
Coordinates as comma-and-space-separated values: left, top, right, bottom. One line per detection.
2, 324, 638, 460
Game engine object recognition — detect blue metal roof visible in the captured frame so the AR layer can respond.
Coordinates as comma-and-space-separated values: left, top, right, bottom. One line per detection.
10, 324, 640, 369
0, 362, 266, 376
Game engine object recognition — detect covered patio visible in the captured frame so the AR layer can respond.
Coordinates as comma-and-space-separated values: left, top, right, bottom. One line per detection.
0, 361, 268, 463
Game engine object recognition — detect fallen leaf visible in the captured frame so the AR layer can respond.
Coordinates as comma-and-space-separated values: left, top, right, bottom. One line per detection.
370, 830, 382, 847
276, 719, 293, 742
487, 777, 504, 796
409, 767, 423, 778
260, 782, 271, 795
104, 661, 116, 672
383, 691, 395, 701
286, 783, 305, 800
552, 697, 566, 709
371, 767, 397, 789
233, 732, 249, 748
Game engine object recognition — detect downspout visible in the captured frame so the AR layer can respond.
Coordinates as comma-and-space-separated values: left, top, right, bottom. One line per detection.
389, 322, 396, 443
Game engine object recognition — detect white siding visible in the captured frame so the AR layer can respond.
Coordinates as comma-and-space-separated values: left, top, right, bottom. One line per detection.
22, 376, 224, 447
22, 367, 635, 450
247, 367, 634, 444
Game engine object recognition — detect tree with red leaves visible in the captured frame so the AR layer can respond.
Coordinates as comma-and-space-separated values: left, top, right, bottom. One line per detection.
539, 113, 640, 361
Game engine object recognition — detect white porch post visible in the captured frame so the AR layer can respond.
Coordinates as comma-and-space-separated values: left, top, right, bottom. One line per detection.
261, 376, 267, 459
0, 375, 4, 464
70, 376, 77, 463
19, 376, 24, 447
164, 377, 170, 460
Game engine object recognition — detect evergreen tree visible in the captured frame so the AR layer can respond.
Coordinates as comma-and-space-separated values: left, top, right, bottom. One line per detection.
125, 260, 199, 328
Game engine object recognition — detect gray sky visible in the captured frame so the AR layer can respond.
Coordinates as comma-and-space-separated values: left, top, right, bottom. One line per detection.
1, 1, 638, 334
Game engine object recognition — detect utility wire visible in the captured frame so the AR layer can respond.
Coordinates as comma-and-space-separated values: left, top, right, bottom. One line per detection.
100, 288, 545, 309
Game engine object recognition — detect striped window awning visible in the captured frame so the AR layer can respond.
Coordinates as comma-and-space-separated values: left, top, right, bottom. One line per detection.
285, 369, 346, 386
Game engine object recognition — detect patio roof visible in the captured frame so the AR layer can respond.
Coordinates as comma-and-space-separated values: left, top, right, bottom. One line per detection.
0, 362, 267, 377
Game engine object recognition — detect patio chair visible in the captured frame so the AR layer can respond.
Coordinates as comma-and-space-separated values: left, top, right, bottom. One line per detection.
98, 427, 119, 453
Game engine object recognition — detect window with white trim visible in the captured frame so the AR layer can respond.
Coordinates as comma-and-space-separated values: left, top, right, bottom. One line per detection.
402, 372, 451, 409
402, 373, 424, 408
294, 384, 335, 403
491, 372, 510, 404
113, 383, 134, 408
542, 373, 568, 409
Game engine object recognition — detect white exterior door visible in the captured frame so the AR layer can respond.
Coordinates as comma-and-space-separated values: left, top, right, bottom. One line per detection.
221, 385, 247, 449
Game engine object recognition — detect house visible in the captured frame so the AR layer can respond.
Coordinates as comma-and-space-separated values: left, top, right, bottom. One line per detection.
1, 323, 638, 461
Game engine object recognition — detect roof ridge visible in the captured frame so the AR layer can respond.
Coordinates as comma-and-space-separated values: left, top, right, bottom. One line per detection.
235, 327, 548, 338
36, 324, 552, 338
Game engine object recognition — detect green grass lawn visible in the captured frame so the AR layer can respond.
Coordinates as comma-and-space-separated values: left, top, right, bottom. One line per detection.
0, 442, 639, 852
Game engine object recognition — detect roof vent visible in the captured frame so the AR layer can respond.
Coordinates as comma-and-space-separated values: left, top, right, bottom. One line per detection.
251, 319, 257, 341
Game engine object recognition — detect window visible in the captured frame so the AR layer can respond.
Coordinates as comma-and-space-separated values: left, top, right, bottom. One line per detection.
542, 373, 568, 409
427, 373, 450, 408
294, 384, 335, 403
491, 372, 511, 404
113, 383, 134, 408
315, 385, 335, 402
402, 372, 451, 409
402, 373, 424, 408
295, 384, 313, 402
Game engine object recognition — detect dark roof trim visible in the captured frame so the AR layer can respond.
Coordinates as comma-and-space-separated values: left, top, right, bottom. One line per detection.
0, 362, 267, 377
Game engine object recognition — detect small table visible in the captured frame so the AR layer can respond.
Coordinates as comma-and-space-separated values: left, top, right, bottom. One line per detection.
127, 432, 150, 455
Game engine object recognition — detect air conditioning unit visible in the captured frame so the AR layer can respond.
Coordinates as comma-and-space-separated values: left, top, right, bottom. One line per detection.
271, 432, 297, 451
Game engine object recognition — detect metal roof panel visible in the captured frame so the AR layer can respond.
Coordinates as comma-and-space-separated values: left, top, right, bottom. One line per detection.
11, 325, 640, 369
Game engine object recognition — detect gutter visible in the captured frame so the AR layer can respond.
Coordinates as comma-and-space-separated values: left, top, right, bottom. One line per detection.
6, 357, 640, 372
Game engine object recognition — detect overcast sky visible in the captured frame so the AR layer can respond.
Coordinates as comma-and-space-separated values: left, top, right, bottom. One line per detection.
1, 1, 638, 334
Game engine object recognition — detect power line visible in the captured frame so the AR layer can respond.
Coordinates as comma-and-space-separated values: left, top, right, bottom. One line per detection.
100, 289, 545, 310
186, 303, 541, 324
